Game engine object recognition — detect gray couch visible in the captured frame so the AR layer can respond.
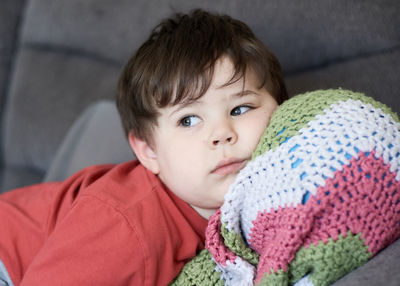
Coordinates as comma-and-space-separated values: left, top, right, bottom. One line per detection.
0, 0, 399, 285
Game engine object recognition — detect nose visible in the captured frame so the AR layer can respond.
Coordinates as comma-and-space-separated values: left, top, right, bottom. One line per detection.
208, 121, 238, 148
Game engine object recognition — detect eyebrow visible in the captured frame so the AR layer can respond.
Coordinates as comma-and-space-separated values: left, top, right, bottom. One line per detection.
231, 89, 260, 97
169, 89, 260, 117
168, 101, 198, 118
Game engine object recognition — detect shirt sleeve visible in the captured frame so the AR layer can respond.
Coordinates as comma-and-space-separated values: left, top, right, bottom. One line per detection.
19, 195, 149, 286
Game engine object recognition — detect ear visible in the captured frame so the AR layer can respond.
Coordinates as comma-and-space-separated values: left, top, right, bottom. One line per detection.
128, 132, 160, 174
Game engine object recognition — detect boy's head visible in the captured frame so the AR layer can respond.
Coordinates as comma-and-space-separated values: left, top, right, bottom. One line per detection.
117, 9, 287, 145
117, 9, 288, 218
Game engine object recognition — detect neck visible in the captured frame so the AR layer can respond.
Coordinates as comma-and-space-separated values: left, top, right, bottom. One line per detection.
191, 205, 217, 220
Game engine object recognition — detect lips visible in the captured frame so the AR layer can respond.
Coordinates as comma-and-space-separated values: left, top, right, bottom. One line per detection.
211, 158, 248, 176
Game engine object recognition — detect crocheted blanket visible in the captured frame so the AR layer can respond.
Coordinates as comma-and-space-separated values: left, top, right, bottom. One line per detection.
171, 89, 400, 286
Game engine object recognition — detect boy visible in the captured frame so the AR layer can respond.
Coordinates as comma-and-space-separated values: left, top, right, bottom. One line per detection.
0, 9, 287, 285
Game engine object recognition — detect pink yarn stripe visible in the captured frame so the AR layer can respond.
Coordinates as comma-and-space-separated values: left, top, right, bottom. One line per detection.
205, 210, 237, 266
249, 151, 400, 280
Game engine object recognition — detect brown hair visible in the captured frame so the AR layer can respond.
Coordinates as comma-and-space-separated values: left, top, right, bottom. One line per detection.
117, 9, 287, 144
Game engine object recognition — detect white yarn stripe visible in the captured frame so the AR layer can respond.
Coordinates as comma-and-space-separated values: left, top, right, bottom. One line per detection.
217, 259, 313, 286
214, 256, 254, 286
294, 275, 314, 286
220, 99, 400, 240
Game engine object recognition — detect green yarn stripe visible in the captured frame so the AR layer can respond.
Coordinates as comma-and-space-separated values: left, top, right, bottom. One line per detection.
171, 224, 259, 285
169, 249, 225, 285
257, 232, 372, 286
221, 223, 259, 266
252, 89, 400, 159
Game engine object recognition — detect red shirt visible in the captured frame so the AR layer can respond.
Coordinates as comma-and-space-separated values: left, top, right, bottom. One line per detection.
0, 161, 208, 285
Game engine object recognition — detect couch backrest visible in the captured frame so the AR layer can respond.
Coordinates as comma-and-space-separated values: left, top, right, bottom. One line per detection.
0, 0, 26, 186
1, 0, 399, 192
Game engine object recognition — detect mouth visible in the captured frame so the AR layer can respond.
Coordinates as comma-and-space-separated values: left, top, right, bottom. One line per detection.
211, 158, 248, 176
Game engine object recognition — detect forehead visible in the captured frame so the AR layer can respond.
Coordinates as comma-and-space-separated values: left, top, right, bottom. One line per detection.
211, 57, 260, 89
165, 61, 263, 114
165, 56, 264, 111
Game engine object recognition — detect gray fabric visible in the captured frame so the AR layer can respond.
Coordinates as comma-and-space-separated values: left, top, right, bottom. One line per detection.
333, 238, 400, 286
286, 49, 400, 114
45, 101, 134, 182
0, 259, 14, 286
2, 48, 120, 176
0, 165, 43, 193
0, 0, 26, 192
21, 0, 400, 73
0, 0, 25, 115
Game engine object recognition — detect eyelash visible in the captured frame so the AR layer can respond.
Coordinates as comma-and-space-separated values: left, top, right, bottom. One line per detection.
179, 115, 200, 127
178, 105, 254, 127
230, 105, 253, 116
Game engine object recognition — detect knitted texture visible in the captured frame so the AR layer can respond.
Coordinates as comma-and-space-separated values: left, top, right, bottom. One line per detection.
170, 89, 400, 286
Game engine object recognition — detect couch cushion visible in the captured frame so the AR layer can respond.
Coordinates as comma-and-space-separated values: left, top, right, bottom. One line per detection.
0, 0, 24, 116
333, 238, 400, 286
0, 0, 27, 194
3, 49, 120, 174
0, 166, 43, 194
286, 49, 400, 115
44, 101, 134, 182
21, 0, 400, 73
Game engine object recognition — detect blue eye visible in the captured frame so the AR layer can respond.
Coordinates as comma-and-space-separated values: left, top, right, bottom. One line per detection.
179, 115, 201, 127
231, 106, 251, 116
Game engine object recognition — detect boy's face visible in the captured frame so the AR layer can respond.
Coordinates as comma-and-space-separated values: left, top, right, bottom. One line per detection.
144, 57, 277, 218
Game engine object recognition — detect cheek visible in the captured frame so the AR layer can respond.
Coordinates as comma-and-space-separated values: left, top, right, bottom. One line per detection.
249, 126, 266, 151
158, 138, 201, 175
241, 114, 270, 144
